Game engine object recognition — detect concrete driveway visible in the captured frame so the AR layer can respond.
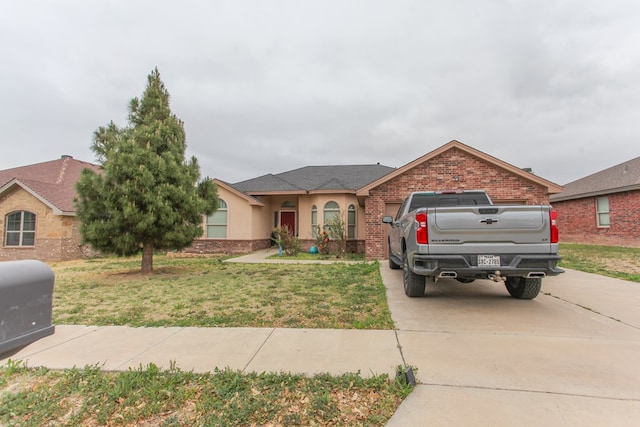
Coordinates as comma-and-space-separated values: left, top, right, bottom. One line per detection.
383, 267, 640, 426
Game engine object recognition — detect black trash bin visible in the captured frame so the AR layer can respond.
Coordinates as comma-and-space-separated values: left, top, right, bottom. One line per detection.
0, 260, 55, 354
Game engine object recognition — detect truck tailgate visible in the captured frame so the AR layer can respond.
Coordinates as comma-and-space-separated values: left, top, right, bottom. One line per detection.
431, 206, 550, 245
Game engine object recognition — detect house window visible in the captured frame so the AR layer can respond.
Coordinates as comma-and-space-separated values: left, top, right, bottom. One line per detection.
206, 199, 228, 238
323, 201, 341, 238
5, 211, 36, 246
596, 197, 610, 227
281, 200, 295, 208
311, 205, 318, 236
347, 204, 356, 239
323, 201, 340, 227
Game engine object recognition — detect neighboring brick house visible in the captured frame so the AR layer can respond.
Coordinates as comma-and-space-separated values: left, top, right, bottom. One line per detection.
192, 140, 563, 260
0, 156, 101, 262
550, 156, 640, 248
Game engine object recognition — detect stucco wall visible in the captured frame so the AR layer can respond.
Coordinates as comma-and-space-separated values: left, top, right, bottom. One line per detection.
298, 194, 361, 240
364, 147, 552, 259
190, 191, 366, 255
552, 190, 640, 247
0, 187, 84, 261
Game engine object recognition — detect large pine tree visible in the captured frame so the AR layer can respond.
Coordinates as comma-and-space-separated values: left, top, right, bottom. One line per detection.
75, 68, 218, 273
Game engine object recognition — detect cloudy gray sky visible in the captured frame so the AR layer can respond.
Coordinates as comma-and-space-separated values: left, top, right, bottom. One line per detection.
2, 0, 639, 185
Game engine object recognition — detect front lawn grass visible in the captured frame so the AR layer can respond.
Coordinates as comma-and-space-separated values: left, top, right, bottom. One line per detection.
1, 255, 406, 426
559, 243, 640, 283
51, 255, 394, 329
1, 361, 411, 427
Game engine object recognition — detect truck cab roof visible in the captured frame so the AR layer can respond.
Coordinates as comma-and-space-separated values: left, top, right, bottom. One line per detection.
408, 191, 492, 211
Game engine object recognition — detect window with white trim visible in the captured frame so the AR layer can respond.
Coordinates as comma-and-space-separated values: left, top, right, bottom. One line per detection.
596, 197, 610, 227
206, 199, 228, 238
5, 211, 36, 246
323, 201, 340, 227
347, 204, 356, 239
311, 205, 318, 237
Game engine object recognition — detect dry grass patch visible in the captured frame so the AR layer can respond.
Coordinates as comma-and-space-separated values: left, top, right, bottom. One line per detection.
559, 244, 640, 282
51, 255, 394, 329
1, 362, 410, 427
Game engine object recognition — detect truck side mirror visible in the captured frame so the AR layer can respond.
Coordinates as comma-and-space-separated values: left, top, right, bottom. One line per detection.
382, 216, 394, 224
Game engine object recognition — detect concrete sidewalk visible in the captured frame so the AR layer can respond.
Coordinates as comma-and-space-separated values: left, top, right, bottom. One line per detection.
225, 247, 367, 264
0, 325, 403, 378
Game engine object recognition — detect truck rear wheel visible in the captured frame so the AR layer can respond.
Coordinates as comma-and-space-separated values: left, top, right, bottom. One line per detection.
403, 252, 426, 297
505, 277, 541, 299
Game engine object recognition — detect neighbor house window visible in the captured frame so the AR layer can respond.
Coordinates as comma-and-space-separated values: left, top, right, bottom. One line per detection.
311, 205, 318, 236
5, 211, 36, 246
596, 197, 610, 227
206, 199, 228, 238
347, 204, 356, 239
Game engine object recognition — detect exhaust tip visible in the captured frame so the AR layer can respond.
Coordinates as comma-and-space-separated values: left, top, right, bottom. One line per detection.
438, 271, 457, 278
527, 272, 546, 278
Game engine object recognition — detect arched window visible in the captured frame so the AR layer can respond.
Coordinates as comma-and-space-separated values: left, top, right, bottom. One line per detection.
206, 199, 227, 238
5, 211, 36, 246
347, 204, 356, 239
281, 200, 295, 208
311, 205, 318, 236
323, 201, 340, 228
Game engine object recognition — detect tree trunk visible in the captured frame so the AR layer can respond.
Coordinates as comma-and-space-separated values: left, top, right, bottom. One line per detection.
141, 242, 154, 274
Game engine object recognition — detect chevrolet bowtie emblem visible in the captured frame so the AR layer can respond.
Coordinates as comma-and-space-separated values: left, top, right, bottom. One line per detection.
480, 218, 499, 225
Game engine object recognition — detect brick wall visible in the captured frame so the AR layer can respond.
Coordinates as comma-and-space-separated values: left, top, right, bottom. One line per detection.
184, 238, 272, 255
0, 188, 85, 262
364, 148, 552, 259
298, 239, 365, 254
553, 190, 640, 247
186, 238, 366, 256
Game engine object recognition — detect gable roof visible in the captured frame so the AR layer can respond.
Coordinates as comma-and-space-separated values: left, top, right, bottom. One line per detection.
231, 164, 396, 195
212, 179, 265, 206
357, 140, 564, 196
0, 156, 101, 215
550, 155, 640, 202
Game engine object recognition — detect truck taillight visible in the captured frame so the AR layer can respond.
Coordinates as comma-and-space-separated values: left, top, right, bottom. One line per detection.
416, 212, 428, 244
550, 210, 559, 243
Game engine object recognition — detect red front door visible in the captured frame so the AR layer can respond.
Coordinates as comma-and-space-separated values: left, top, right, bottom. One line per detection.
280, 211, 296, 235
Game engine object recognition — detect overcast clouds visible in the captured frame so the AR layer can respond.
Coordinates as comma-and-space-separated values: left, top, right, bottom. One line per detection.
1, 0, 639, 185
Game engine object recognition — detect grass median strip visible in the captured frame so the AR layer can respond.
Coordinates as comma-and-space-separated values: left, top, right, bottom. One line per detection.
51, 255, 394, 329
1, 360, 411, 426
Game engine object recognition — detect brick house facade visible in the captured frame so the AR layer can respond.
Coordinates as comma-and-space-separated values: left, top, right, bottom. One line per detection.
358, 141, 562, 259
0, 156, 101, 262
194, 140, 562, 260
550, 156, 640, 248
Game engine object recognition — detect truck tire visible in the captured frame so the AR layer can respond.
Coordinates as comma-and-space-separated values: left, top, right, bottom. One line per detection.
505, 277, 541, 299
403, 252, 426, 297
389, 244, 401, 270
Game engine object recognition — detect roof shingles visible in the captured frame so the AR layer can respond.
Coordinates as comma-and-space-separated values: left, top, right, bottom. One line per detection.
0, 157, 101, 213
231, 164, 395, 193
551, 156, 640, 202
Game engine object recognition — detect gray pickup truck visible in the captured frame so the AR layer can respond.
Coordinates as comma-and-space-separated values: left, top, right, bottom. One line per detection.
383, 190, 563, 299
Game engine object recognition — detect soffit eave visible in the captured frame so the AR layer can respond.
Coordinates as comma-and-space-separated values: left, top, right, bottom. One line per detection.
550, 184, 640, 202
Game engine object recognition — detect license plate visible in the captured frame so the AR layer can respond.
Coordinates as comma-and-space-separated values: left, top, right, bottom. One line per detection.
478, 255, 500, 267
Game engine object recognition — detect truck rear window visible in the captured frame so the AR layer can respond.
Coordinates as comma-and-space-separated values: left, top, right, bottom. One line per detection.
408, 193, 491, 211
